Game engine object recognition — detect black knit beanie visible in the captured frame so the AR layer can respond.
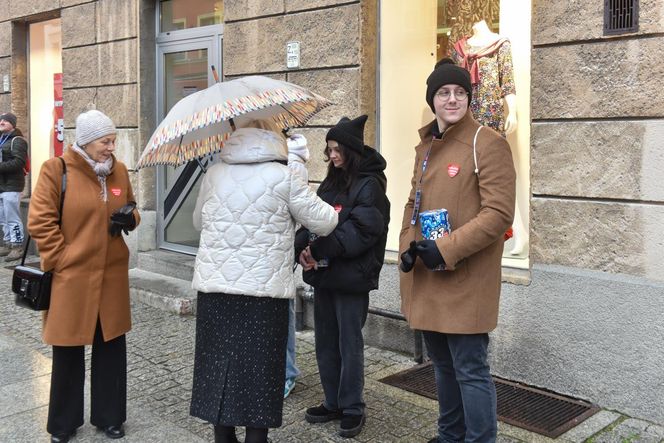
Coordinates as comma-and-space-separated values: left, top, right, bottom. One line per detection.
0, 112, 17, 128
425, 58, 472, 112
326, 115, 368, 154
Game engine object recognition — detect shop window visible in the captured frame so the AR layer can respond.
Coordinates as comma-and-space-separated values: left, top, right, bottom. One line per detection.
28, 19, 62, 192
437, 0, 500, 60
379, 0, 531, 263
160, 0, 223, 33
604, 0, 639, 35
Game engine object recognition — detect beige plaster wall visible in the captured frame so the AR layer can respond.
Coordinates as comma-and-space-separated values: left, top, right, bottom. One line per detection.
531, 1, 664, 280
533, 0, 664, 45
224, 5, 361, 74
223, 0, 376, 188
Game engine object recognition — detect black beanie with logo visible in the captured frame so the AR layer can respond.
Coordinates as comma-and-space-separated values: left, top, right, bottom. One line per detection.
326, 115, 368, 154
425, 58, 472, 112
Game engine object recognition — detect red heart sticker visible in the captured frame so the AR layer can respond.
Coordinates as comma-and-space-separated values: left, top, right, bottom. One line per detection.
448, 163, 460, 177
111, 188, 121, 196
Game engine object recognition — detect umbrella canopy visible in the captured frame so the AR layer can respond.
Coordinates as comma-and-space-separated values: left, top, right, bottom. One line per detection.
136, 75, 332, 169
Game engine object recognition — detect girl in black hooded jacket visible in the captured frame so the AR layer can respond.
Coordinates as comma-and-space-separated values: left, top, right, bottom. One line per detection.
295, 115, 389, 439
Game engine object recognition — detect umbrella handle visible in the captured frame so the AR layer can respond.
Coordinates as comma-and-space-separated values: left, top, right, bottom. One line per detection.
229, 117, 236, 132
196, 157, 208, 173
210, 65, 219, 83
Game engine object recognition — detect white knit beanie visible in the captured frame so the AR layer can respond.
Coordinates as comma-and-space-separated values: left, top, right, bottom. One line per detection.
75, 110, 116, 146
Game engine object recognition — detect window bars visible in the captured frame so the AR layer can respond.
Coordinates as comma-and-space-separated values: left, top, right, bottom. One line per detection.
604, 0, 639, 35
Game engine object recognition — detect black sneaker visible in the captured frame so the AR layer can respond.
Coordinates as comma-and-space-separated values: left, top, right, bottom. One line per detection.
305, 404, 342, 423
338, 413, 365, 438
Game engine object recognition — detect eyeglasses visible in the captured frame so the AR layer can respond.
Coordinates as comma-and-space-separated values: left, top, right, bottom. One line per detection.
435, 89, 468, 101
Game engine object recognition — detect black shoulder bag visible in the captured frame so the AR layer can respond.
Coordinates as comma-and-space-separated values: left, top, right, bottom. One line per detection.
12, 157, 67, 311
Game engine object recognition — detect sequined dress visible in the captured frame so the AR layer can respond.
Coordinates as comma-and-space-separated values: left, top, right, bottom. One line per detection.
452, 38, 516, 136
190, 292, 288, 427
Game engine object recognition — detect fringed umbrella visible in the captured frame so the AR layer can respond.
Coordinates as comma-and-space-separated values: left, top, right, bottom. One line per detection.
136, 75, 332, 169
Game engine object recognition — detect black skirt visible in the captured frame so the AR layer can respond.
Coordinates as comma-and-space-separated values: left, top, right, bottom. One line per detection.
190, 292, 289, 428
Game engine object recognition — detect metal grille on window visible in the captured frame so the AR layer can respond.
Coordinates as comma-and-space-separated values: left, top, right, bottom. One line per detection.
604, 0, 639, 35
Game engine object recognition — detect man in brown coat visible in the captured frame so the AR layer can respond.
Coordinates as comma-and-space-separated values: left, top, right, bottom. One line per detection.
399, 59, 516, 443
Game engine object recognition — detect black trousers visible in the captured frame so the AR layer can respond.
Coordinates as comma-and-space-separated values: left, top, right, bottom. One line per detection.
46, 320, 127, 435
313, 289, 369, 416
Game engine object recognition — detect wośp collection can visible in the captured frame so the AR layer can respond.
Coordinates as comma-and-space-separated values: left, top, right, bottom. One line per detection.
419, 209, 450, 271
419, 208, 451, 240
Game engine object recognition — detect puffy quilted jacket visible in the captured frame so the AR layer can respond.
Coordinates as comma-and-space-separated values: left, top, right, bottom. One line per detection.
192, 128, 338, 299
295, 147, 390, 293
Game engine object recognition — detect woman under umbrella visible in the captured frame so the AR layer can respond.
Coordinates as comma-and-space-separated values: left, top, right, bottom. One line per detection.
190, 119, 338, 443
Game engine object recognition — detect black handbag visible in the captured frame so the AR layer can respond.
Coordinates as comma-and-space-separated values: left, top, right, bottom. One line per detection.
12, 157, 66, 311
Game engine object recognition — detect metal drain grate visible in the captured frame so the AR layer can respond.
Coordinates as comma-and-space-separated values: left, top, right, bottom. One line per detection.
379, 362, 599, 438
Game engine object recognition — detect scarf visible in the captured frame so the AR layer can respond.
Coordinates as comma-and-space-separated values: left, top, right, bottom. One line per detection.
453, 37, 509, 85
71, 143, 113, 201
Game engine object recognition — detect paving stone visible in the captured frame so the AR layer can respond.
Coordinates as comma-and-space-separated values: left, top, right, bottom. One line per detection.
559, 410, 622, 442
594, 418, 664, 443
0, 266, 661, 442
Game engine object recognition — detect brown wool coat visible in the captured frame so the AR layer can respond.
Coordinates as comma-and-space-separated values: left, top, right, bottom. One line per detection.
399, 112, 515, 334
28, 149, 140, 346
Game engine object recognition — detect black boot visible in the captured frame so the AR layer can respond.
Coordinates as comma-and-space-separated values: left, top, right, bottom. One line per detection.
214, 425, 239, 443
50, 429, 76, 443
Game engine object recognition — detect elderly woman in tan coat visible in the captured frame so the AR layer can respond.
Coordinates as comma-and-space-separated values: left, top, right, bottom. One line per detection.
28, 110, 140, 443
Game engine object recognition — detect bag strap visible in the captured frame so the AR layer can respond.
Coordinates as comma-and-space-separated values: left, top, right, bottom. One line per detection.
10, 135, 23, 149
20, 157, 67, 266
472, 126, 482, 175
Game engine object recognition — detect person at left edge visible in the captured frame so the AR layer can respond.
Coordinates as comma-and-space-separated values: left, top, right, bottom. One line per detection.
0, 112, 28, 261
28, 110, 140, 443
190, 119, 338, 443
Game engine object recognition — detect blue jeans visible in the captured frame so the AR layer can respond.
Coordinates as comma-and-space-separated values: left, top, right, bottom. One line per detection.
0, 191, 24, 244
285, 299, 300, 381
422, 331, 497, 443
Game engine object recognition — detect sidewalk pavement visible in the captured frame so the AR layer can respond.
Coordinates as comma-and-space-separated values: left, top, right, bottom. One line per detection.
1, 268, 662, 443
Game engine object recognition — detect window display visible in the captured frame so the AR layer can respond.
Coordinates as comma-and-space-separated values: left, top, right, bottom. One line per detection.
437, 1, 527, 257
379, 0, 529, 262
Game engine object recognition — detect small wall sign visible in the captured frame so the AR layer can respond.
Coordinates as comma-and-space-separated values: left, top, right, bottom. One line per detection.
287, 41, 300, 69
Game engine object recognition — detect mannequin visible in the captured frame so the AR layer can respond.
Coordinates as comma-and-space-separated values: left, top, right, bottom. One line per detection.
452, 20, 527, 255
452, 20, 516, 136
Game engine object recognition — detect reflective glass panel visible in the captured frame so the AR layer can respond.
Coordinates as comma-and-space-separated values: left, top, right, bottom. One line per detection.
160, 0, 223, 33
163, 48, 208, 190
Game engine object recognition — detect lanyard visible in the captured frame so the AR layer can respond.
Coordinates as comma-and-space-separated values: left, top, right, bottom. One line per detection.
0, 133, 9, 147
410, 138, 435, 225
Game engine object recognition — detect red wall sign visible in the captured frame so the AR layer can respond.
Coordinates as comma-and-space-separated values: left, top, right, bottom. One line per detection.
53, 73, 63, 157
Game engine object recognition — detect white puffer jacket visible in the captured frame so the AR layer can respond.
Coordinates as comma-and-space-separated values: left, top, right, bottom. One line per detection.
192, 127, 338, 299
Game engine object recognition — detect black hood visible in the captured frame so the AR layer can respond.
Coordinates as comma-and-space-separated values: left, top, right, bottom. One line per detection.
359, 146, 387, 191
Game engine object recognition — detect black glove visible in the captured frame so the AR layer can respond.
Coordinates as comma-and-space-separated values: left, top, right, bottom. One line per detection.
415, 240, 445, 270
399, 241, 418, 273
109, 202, 136, 237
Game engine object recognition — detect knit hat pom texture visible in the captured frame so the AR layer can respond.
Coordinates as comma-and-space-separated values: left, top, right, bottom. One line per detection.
75, 110, 116, 146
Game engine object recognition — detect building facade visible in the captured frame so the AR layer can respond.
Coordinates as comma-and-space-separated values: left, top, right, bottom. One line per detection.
1, 0, 662, 424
